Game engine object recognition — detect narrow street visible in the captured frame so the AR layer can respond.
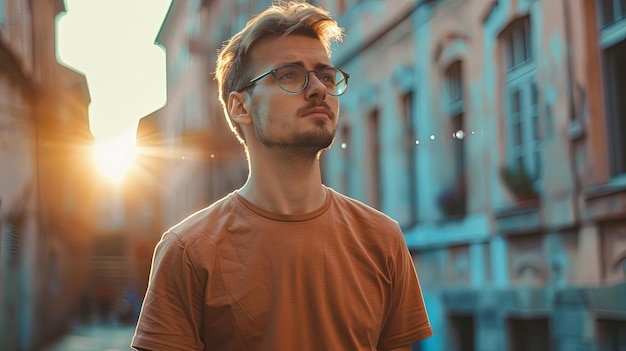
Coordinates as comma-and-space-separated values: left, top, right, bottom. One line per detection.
42, 324, 136, 351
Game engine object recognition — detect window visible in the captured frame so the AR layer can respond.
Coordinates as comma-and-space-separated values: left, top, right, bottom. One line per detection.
507, 318, 550, 351
598, 0, 626, 177
368, 108, 381, 209
603, 41, 626, 176
446, 61, 465, 182
503, 17, 532, 71
442, 61, 467, 217
0, 0, 4, 25
403, 91, 418, 223
340, 124, 352, 194
449, 314, 475, 351
597, 319, 626, 350
447, 61, 464, 106
502, 17, 540, 182
599, 0, 626, 27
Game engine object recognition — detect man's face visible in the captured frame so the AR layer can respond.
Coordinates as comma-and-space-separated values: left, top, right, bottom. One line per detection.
245, 35, 340, 156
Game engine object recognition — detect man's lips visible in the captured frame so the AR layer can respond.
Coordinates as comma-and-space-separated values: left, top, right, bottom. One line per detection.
301, 107, 333, 119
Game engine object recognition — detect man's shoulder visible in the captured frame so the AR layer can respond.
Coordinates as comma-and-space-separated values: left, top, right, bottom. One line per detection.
327, 188, 406, 250
168, 191, 238, 243
329, 188, 396, 223
327, 188, 400, 232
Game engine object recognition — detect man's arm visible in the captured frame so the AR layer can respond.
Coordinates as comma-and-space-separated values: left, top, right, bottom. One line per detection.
132, 233, 206, 350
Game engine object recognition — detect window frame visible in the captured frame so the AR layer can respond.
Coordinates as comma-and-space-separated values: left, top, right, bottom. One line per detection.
367, 108, 381, 209
601, 39, 626, 176
501, 16, 541, 181
505, 74, 540, 180
0, 0, 5, 25
599, 0, 626, 27
597, 0, 626, 177
402, 90, 418, 223
445, 60, 466, 181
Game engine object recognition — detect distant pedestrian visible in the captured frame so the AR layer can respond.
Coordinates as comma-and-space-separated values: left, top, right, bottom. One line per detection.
95, 282, 113, 324
118, 287, 140, 324
78, 290, 93, 324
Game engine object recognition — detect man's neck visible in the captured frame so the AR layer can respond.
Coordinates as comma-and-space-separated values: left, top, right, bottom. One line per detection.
238, 150, 327, 215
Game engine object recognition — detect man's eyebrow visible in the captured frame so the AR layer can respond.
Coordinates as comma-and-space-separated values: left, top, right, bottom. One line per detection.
286, 61, 333, 70
314, 62, 333, 70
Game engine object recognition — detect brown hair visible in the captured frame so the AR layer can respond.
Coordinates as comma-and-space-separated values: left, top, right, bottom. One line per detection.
215, 1, 344, 143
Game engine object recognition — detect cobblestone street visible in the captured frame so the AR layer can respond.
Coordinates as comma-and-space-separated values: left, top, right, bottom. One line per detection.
42, 324, 136, 351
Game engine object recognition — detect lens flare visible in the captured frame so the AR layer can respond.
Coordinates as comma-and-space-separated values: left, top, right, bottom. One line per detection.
92, 129, 137, 182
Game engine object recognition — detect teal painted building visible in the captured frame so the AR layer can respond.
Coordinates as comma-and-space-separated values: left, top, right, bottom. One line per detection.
322, 0, 626, 350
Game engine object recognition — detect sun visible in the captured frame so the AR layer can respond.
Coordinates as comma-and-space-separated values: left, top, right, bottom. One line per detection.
92, 129, 138, 183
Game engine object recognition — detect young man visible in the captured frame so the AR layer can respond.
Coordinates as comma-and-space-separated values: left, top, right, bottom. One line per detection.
131, 2, 433, 350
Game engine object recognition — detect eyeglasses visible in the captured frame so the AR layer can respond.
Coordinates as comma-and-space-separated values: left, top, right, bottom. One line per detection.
240, 63, 350, 96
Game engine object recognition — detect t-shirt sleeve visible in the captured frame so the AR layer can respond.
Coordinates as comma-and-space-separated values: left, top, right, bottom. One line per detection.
377, 235, 433, 350
131, 232, 206, 351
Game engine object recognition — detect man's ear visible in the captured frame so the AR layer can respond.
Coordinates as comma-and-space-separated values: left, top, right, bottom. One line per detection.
228, 91, 252, 126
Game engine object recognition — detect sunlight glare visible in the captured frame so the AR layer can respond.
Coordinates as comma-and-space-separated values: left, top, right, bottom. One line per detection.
93, 129, 138, 182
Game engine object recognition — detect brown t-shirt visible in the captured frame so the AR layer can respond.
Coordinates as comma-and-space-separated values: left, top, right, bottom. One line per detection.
132, 187, 433, 351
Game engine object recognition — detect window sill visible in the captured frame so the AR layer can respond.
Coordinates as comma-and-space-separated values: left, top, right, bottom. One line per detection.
584, 174, 626, 201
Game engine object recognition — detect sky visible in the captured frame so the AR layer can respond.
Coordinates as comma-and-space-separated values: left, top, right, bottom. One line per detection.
56, 0, 172, 180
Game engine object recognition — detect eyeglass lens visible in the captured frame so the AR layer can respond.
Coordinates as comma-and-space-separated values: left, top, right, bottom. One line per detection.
274, 64, 348, 96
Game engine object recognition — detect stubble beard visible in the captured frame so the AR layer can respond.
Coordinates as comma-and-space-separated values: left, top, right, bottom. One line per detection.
253, 106, 337, 161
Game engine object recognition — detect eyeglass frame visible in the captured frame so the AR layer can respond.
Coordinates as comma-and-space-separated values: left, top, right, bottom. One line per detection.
238, 63, 350, 96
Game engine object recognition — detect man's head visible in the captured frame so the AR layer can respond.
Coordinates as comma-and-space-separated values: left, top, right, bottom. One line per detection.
215, 1, 344, 145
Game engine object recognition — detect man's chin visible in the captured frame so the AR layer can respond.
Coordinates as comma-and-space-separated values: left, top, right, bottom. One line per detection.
257, 126, 337, 152
295, 131, 335, 149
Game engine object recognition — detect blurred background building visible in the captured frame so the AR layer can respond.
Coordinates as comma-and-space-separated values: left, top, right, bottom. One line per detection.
0, 0, 625, 350
0, 0, 96, 350
319, 0, 626, 350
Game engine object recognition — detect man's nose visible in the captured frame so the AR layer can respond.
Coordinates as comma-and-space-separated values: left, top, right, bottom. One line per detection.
304, 72, 327, 101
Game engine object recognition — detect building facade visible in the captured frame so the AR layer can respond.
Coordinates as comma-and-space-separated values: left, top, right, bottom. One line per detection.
151, 0, 248, 235
122, 0, 253, 304
322, 0, 626, 350
0, 0, 95, 350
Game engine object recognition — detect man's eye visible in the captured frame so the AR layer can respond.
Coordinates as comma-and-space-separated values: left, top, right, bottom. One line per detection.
278, 70, 299, 81
320, 72, 336, 84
